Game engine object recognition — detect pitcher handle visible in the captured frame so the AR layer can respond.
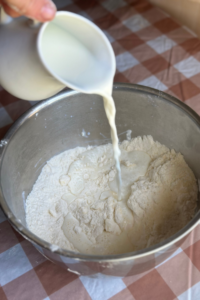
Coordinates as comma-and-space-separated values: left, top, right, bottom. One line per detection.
0, 6, 12, 24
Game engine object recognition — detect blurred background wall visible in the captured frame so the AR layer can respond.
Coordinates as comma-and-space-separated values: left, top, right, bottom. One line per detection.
150, 0, 200, 37
53, 0, 200, 38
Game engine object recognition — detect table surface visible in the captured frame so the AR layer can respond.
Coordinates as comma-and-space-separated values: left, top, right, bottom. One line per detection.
1, 1, 200, 299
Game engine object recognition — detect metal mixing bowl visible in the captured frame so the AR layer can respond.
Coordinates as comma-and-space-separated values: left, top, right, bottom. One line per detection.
0, 83, 200, 277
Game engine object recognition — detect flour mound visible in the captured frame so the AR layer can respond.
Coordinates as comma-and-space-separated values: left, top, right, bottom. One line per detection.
26, 135, 198, 255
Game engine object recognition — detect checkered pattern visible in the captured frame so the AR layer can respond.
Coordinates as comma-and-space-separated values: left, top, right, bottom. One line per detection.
1, 214, 200, 300
1, 0, 200, 299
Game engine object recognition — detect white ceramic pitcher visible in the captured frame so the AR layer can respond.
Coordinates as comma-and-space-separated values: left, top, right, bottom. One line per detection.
0, 9, 116, 100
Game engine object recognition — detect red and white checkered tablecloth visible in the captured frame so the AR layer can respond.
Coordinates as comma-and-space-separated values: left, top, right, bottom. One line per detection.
1, 0, 200, 299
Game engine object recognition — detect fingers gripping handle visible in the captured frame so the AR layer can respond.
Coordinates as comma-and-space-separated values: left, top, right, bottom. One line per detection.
0, 6, 40, 27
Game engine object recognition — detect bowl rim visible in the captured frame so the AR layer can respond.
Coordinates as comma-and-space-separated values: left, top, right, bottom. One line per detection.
0, 82, 200, 262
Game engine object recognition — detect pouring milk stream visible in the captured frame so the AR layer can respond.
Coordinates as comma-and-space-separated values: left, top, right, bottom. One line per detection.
38, 15, 122, 198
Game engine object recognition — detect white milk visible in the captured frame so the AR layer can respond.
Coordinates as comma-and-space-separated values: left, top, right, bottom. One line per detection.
42, 23, 122, 196
101, 94, 121, 197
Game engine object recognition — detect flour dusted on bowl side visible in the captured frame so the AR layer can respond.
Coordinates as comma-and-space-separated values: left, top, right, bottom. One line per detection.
25, 135, 198, 255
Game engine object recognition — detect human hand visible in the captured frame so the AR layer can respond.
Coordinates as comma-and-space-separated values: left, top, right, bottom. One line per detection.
0, 0, 56, 22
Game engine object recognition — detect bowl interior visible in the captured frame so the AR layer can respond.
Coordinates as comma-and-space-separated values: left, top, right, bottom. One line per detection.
1, 84, 200, 246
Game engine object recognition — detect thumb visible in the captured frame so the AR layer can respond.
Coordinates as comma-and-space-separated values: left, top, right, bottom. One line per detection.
1, 0, 56, 22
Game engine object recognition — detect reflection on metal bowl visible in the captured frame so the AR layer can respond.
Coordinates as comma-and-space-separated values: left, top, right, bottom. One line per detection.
0, 83, 200, 276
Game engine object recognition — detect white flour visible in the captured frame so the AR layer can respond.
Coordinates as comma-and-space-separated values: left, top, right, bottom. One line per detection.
26, 135, 198, 255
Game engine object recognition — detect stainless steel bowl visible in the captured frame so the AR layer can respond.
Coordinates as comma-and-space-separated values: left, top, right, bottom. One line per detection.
0, 83, 200, 277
